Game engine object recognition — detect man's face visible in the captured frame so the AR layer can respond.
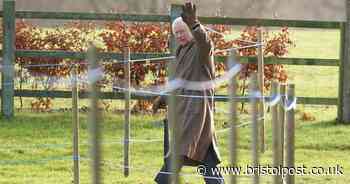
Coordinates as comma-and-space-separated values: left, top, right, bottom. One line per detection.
173, 24, 192, 46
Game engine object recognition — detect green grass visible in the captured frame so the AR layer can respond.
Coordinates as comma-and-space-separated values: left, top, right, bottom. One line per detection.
0, 28, 349, 184
284, 28, 340, 98
0, 108, 349, 184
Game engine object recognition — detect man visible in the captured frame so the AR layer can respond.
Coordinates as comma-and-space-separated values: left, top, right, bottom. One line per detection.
153, 2, 225, 184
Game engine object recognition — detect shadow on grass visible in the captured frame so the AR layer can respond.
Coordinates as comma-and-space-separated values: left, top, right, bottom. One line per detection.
297, 119, 349, 128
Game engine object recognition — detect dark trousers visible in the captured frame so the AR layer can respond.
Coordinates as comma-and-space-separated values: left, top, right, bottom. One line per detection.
154, 143, 225, 184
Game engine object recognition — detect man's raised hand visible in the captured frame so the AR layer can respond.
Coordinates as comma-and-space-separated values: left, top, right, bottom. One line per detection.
181, 1, 198, 28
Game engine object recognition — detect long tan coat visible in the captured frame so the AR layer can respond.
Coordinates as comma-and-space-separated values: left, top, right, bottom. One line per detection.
173, 24, 221, 163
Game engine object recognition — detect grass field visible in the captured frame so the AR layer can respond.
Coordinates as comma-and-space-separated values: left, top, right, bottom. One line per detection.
0, 28, 349, 184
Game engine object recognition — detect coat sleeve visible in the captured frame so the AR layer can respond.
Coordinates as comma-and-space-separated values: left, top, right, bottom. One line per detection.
191, 24, 213, 54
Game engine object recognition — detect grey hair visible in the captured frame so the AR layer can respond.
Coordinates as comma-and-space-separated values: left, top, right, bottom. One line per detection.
172, 17, 191, 35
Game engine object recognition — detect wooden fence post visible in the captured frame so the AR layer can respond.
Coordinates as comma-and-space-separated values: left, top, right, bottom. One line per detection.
257, 28, 265, 152
169, 4, 182, 184
285, 84, 295, 184
279, 84, 287, 166
271, 81, 282, 184
88, 45, 102, 184
2, 0, 16, 118
123, 47, 131, 177
228, 50, 238, 184
250, 73, 260, 184
338, 0, 350, 123
72, 64, 80, 184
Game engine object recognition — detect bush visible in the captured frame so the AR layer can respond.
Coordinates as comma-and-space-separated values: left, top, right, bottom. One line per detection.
10, 20, 294, 112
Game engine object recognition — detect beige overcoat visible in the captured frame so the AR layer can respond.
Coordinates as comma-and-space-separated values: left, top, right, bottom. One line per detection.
172, 24, 221, 163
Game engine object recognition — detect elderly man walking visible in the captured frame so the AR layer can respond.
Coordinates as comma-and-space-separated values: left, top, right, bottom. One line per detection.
153, 2, 225, 184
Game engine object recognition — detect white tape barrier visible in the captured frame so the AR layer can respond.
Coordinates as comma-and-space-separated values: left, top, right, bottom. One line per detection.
87, 67, 104, 83
284, 97, 297, 111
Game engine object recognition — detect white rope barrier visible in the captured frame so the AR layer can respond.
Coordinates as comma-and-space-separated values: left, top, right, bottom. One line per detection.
283, 97, 297, 111
23, 63, 69, 68
215, 116, 265, 134
129, 56, 176, 63
204, 26, 259, 44
87, 67, 104, 84
18, 56, 242, 94
214, 43, 264, 54
21, 55, 174, 68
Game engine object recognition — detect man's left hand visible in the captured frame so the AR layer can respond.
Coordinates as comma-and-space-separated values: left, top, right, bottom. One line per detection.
181, 1, 198, 28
